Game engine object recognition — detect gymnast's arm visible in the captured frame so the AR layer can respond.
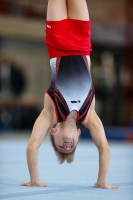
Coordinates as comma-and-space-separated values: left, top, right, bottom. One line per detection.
20, 94, 55, 187
82, 97, 118, 189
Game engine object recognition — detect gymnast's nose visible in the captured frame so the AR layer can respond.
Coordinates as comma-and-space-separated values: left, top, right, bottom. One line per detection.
63, 142, 73, 150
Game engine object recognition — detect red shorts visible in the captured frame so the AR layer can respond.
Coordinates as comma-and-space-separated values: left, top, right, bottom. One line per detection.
44, 19, 92, 58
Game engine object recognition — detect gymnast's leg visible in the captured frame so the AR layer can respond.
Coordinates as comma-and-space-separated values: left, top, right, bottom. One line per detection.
47, 0, 67, 21
67, 0, 89, 20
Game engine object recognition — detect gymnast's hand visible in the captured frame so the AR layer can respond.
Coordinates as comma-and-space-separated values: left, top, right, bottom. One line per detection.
94, 183, 118, 189
20, 181, 47, 187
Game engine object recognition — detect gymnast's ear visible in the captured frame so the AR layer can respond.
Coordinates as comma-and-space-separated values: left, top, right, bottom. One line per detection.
51, 128, 57, 134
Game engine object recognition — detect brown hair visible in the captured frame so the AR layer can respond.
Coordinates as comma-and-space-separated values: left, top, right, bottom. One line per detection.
49, 126, 76, 164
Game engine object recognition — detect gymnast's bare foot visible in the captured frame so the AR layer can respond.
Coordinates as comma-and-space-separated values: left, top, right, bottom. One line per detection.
94, 182, 118, 189
20, 181, 47, 187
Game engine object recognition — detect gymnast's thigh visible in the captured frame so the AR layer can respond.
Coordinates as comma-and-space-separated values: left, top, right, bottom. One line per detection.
67, 0, 89, 20
46, 0, 68, 21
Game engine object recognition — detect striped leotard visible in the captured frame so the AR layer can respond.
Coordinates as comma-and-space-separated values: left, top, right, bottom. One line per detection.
47, 55, 95, 122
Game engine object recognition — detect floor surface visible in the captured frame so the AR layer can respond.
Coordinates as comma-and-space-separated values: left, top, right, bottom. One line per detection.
0, 133, 133, 200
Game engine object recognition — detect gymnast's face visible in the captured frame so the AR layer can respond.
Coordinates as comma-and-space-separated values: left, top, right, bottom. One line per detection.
51, 123, 81, 154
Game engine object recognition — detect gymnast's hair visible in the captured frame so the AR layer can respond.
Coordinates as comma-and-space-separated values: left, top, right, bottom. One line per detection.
49, 124, 76, 164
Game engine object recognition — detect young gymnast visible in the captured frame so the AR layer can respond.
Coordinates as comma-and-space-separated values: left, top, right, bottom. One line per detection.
21, 0, 118, 189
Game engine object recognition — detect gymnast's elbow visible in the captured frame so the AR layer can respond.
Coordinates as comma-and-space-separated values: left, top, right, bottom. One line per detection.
26, 141, 38, 153
98, 141, 110, 153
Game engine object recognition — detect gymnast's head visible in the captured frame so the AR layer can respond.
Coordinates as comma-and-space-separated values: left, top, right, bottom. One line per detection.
50, 122, 81, 164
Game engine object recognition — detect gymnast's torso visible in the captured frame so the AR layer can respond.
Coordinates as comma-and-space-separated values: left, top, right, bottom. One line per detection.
46, 55, 95, 122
